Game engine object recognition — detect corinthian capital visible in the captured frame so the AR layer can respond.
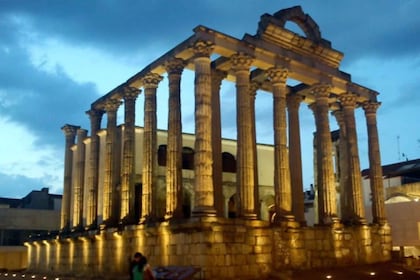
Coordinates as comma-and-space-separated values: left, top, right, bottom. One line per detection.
122, 86, 141, 101
61, 124, 80, 137
230, 52, 253, 72
103, 98, 122, 112
362, 101, 381, 115
165, 58, 185, 75
339, 93, 357, 108
191, 40, 214, 58
142, 73, 163, 89
266, 67, 288, 85
311, 84, 331, 99
86, 108, 105, 120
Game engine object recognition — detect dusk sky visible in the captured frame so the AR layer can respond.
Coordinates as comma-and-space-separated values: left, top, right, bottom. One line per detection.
1, 0, 419, 198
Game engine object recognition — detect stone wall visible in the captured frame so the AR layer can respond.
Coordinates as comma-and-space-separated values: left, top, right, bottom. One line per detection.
0, 246, 27, 271
273, 223, 392, 270
26, 219, 391, 279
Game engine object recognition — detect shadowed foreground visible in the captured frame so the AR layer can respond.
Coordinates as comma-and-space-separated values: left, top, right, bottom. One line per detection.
1, 262, 419, 279
271, 262, 420, 280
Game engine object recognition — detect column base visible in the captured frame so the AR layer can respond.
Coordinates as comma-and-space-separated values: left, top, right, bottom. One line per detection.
318, 215, 341, 226
273, 214, 299, 228
99, 218, 118, 230
119, 215, 136, 227
192, 206, 217, 217
373, 217, 388, 226
242, 212, 258, 220
342, 216, 368, 226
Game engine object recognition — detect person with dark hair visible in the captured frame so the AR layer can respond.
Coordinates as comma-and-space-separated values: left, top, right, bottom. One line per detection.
130, 252, 155, 280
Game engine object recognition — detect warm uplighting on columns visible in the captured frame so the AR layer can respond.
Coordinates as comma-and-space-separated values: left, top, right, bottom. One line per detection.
61, 124, 80, 231
164, 58, 185, 220
191, 40, 217, 217
287, 93, 305, 224
249, 82, 260, 218
211, 70, 227, 217
141, 72, 163, 223
73, 128, 87, 230
310, 84, 339, 226
266, 67, 294, 224
85, 108, 104, 229
101, 98, 122, 227
231, 52, 258, 219
120, 86, 140, 225
339, 94, 366, 225
332, 109, 351, 223
363, 101, 387, 225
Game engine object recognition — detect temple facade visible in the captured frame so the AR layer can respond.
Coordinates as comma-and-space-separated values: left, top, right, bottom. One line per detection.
26, 6, 391, 279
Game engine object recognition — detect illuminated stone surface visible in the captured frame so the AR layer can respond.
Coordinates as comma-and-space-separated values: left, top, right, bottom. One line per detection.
32, 6, 391, 279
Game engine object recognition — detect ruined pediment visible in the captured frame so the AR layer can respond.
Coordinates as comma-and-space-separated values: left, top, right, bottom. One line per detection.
256, 6, 343, 68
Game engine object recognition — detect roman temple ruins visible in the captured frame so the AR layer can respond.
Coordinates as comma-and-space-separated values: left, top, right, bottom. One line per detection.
26, 6, 390, 279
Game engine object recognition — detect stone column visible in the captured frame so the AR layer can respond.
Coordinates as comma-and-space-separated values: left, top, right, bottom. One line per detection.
191, 41, 217, 217
249, 82, 260, 218
287, 93, 305, 224
231, 52, 257, 219
212, 70, 226, 217
310, 85, 338, 226
102, 98, 121, 228
120, 87, 140, 225
339, 94, 366, 224
332, 109, 351, 223
73, 128, 87, 230
85, 109, 104, 229
267, 67, 294, 223
164, 58, 185, 220
61, 124, 80, 231
363, 101, 387, 225
141, 73, 163, 223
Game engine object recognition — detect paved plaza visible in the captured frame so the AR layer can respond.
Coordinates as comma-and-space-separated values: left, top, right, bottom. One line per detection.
1, 262, 419, 279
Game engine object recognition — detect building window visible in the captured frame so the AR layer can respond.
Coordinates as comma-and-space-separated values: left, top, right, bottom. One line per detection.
222, 152, 236, 173
158, 145, 167, 166
182, 147, 194, 170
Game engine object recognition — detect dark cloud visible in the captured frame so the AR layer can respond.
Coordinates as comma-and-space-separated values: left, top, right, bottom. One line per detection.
0, 0, 419, 196
2, 1, 418, 66
0, 34, 97, 146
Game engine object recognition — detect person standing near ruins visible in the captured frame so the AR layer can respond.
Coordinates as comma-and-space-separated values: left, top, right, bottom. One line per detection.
130, 252, 155, 280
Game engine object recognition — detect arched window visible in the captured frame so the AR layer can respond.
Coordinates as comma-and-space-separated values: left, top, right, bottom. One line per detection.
182, 147, 194, 170
222, 152, 236, 173
158, 145, 167, 166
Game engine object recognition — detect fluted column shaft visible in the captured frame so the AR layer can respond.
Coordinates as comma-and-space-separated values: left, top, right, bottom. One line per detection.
267, 68, 293, 222
340, 94, 366, 224
250, 82, 260, 218
287, 93, 305, 224
102, 99, 121, 226
73, 128, 87, 229
332, 110, 351, 222
61, 124, 80, 231
363, 102, 387, 224
191, 41, 216, 217
120, 87, 140, 224
85, 109, 104, 228
211, 70, 226, 217
141, 73, 163, 222
165, 58, 185, 220
310, 85, 338, 225
231, 53, 257, 219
